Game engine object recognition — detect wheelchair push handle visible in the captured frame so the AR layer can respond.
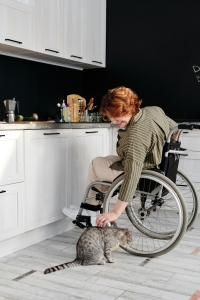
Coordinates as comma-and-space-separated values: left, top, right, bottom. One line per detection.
192, 124, 200, 129
178, 124, 193, 130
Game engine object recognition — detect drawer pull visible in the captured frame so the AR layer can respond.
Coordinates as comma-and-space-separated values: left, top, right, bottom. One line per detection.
92, 61, 102, 64
70, 55, 82, 59
0, 135, 5, 137
0, 190, 6, 194
85, 131, 98, 134
5, 38, 22, 44
45, 49, 59, 54
43, 133, 60, 135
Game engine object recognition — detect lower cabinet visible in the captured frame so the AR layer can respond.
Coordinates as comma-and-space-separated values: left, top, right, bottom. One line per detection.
179, 130, 200, 207
71, 128, 109, 206
0, 182, 25, 242
25, 129, 72, 231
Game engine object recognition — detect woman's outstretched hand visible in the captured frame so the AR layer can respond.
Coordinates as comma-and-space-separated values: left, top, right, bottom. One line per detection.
96, 211, 119, 227
96, 199, 128, 227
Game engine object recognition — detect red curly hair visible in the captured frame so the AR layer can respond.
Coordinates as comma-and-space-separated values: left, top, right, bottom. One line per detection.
100, 86, 142, 120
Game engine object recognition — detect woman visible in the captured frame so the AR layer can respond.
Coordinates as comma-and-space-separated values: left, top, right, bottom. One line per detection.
93, 86, 178, 227
63, 86, 178, 227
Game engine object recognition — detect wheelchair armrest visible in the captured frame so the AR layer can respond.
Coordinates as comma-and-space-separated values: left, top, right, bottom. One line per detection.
168, 149, 188, 156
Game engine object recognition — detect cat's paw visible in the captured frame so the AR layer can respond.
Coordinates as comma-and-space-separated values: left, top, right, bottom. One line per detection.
108, 258, 116, 263
98, 259, 106, 265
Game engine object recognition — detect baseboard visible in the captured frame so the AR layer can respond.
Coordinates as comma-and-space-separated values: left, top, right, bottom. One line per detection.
0, 217, 75, 258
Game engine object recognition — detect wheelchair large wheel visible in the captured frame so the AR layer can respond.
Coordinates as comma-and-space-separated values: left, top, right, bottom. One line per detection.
176, 169, 199, 230
103, 170, 188, 257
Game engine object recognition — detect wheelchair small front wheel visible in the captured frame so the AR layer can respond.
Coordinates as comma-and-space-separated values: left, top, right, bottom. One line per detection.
103, 170, 188, 257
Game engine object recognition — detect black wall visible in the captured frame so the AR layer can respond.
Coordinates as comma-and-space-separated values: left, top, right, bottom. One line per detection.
83, 0, 200, 121
0, 55, 82, 120
1, 1, 200, 121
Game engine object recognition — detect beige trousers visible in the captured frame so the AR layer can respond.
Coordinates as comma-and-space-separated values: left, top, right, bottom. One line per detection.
86, 155, 123, 205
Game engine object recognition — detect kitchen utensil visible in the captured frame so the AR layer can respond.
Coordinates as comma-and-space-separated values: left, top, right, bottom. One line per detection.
3, 98, 19, 123
67, 94, 86, 122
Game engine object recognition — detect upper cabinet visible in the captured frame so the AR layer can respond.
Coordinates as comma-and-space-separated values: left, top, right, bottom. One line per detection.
63, 0, 84, 63
36, 0, 63, 58
84, 0, 106, 67
0, 0, 36, 51
0, 0, 106, 69
63, 0, 106, 67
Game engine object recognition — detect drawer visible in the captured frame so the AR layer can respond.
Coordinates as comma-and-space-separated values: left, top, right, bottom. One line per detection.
0, 131, 24, 185
0, 182, 25, 242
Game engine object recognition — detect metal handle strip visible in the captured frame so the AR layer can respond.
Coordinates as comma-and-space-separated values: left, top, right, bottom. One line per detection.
70, 55, 82, 59
5, 38, 22, 44
0, 190, 6, 194
45, 49, 59, 53
0, 135, 5, 137
92, 61, 102, 64
43, 133, 60, 135
85, 131, 98, 134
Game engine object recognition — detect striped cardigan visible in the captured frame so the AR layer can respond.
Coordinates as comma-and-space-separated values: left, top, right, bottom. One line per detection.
110, 106, 177, 203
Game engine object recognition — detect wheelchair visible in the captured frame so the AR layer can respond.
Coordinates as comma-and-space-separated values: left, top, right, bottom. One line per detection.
72, 123, 200, 257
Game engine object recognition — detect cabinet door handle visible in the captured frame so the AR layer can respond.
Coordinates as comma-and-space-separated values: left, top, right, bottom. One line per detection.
43, 133, 60, 135
0, 190, 6, 194
70, 55, 82, 59
0, 135, 5, 137
45, 49, 59, 54
5, 38, 22, 44
85, 131, 98, 134
92, 61, 102, 64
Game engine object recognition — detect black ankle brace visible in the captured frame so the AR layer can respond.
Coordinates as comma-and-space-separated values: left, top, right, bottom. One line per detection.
80, 203, 101, 211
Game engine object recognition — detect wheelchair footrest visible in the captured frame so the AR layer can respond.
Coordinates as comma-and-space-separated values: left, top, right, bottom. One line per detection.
72, 214, 92, 228
72, 220, 86, 229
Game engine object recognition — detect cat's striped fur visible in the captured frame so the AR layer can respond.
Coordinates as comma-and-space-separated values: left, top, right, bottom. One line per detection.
44, 226, 132, 274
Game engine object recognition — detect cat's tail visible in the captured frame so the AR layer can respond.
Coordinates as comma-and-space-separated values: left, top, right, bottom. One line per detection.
44, 258, 82, 274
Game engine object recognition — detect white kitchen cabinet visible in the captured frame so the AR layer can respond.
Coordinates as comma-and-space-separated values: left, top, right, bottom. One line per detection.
0, 182, 25, 242
36, 0, 63, 57
0, 0, 36, 51
84, 0, 106, 67
71, 128, 109, 206
63, 0, 106, 67
111, 126, 119, 155
179, 130, 200, 208
25, 129, 72, 231
0, 130, 25, 242
0, 0, 106, 69
0, 130, 24, 186
63, 0, 85, 63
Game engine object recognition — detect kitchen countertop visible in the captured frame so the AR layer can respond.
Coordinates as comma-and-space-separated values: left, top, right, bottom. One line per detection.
0, 121, 111, 130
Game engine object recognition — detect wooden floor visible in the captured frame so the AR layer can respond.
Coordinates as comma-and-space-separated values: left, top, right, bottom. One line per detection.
0, 217, 200, 300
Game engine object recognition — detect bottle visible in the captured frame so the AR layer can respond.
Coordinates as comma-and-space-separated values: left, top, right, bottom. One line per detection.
62, 100, 68, 122
57, 103, 62, 122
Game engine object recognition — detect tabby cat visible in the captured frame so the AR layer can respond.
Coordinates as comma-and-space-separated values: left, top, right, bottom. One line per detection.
44, 226, 132, 274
